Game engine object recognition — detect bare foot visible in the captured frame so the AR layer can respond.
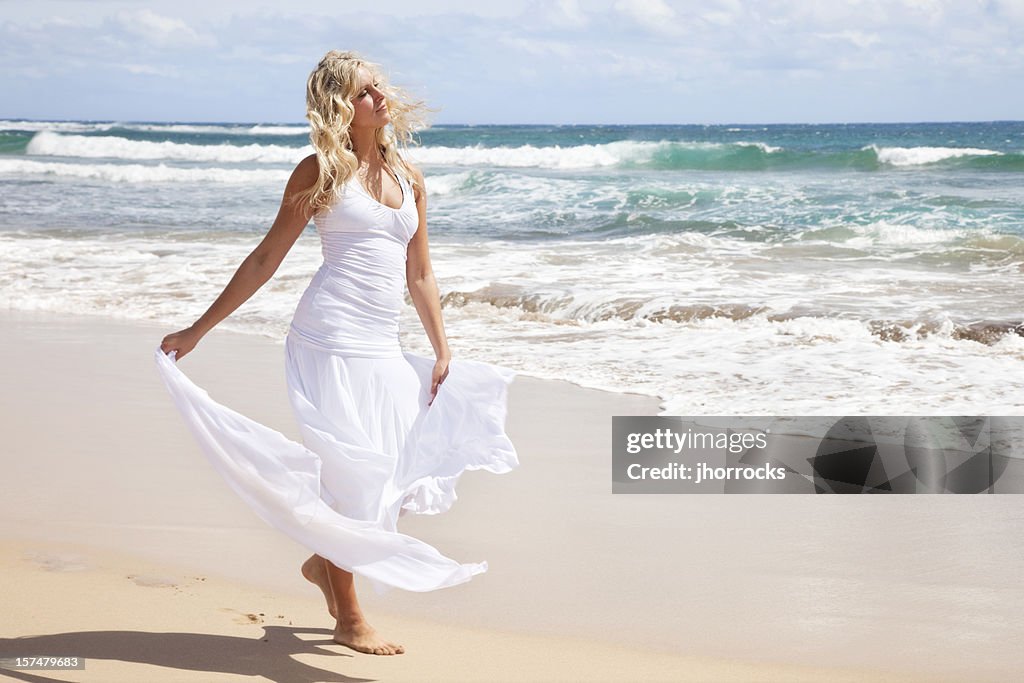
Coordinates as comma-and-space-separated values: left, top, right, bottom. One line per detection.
300, 554, 337, 620
334, 619, 405, 656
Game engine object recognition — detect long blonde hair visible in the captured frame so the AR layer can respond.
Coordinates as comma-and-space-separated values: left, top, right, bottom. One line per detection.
292, 50, 434, 218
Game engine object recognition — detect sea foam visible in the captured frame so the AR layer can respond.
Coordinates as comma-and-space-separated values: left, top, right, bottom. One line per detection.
26, 131, 309, 163
0, 158, 290, 184
868, 144, 1003, 166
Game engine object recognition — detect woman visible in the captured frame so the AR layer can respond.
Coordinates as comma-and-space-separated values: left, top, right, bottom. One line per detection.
155, 50, 518, 657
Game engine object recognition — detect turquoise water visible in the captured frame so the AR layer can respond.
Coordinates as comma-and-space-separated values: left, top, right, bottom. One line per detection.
1, 119, 1022, 414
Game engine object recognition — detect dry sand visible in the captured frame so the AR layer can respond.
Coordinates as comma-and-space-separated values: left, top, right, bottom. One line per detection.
1, 309, 1021, 682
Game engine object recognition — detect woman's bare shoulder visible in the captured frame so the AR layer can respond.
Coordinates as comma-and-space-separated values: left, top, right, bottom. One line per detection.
281, 154, 319, 197
295, 153, 319, 180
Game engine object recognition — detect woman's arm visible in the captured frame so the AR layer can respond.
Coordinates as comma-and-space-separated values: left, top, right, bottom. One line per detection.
160, 154, 319, 359
404, 166, 451, 399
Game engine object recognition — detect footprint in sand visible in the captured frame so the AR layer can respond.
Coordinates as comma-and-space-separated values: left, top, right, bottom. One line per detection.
219, 607, 265, 625
126, 574, 178, 588
23, 551, 89, 572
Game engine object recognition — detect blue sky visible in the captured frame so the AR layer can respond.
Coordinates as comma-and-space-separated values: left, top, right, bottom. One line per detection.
1, 0, 1022, 125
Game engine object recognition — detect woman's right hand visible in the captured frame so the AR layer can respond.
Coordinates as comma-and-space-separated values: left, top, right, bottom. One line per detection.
160, 325, 203, 361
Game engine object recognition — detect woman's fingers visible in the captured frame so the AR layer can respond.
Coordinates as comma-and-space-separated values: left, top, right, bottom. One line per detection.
426, 360, 450, 406
159, 328, 199, 359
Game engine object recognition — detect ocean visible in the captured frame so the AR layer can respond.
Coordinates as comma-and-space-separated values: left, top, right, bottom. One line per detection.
1, 119, 1022, 414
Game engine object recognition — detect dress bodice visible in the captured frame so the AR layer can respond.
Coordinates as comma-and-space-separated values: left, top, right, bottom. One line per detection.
288, 169, 420, 357
315, 171, 419, 260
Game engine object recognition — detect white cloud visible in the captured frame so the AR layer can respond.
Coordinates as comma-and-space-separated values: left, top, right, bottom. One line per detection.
900, 0, 948, 23
612, 0, 684, 36
120, 63, 183, 77
992, 0, 1024, 25
602, 50, 682, 83
696, 0, 743, 27
499, 36, 575, 59
114, 9, 215, 48
538, 0, 589, 29
817, 30, 883, 50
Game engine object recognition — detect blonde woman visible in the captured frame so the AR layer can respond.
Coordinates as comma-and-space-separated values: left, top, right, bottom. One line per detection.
155, 50, 518, 656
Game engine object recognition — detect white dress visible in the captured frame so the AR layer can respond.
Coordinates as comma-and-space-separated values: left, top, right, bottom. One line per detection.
153, 167, 519, 594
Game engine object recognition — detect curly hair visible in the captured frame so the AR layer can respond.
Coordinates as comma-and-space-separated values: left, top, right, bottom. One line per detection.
291, 50, 435, 218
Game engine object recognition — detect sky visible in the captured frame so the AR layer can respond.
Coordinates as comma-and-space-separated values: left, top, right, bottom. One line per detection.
1, 0, 1022, 125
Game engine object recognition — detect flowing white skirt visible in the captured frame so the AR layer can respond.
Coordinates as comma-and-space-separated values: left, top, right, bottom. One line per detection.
153, 331, 518, 594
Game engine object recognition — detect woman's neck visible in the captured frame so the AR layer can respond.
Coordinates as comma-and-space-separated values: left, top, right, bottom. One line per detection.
349, 130, 382, 165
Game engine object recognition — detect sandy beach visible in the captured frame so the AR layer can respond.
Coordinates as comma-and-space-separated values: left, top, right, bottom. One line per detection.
1, 308, 1022, 682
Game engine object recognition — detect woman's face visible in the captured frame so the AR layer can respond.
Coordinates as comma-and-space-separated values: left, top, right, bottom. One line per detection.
349, 67, 390, 129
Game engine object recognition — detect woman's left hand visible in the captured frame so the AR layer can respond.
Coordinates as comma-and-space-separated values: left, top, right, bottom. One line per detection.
429, 356, 450, 405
